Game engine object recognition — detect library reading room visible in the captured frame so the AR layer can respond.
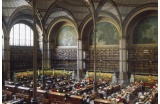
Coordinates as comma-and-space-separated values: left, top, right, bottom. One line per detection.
2, 0, 158, 104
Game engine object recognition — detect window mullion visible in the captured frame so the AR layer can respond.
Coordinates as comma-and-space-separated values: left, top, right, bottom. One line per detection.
30, 28, 32, 46
13, 26, 14, 45
19, 24, 20, 46
25, 25, 26, 46
30, 28, 31, 46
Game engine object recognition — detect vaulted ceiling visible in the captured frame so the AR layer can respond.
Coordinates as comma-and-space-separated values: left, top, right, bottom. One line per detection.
2, 0, 158, 30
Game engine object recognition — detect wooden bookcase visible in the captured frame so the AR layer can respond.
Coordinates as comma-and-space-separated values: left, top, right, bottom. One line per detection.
85, 47, 119, 72
128, 47, 158, 73
51, 48, 77, 70
10, 46, 42, 71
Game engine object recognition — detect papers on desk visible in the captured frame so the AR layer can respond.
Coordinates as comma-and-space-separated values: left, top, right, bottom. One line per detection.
139, 96, 145, 99
136, 102, 144, 104
3, 99, 20, 104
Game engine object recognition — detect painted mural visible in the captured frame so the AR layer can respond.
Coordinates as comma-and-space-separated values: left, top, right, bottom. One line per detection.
133, 16, 158, 44
90, 22, 119, 45
57, 26, 77, 46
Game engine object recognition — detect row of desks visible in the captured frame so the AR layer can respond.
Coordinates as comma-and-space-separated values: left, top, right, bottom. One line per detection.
3, 82, 113, 104
3, 78, 140, 104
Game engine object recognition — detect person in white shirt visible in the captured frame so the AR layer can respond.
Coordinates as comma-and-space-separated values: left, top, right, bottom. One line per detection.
126, 93, 130, 103
86, 96, 90, 104
138, 92, 143, 97
89, 98, 94, 104
145, 100, 151, 104
101, 90, 107, 98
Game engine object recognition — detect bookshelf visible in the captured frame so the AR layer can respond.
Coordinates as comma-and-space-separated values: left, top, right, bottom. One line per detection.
51, 48, 77, 70
10, 46, 42, 71
85, 47, 119, 72
128, 47, 158, 73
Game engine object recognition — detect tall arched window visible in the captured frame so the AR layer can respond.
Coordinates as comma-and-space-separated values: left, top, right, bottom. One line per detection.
10, 23, 33, 46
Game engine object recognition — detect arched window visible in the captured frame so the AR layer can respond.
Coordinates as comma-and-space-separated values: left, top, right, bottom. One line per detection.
10, 23, 33, 46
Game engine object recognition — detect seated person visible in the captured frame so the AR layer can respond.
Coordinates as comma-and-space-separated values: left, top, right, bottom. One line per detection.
107, 96, 112, 101
145, 100, 151, 104
2, 94, 8, 101
126, 93, 130, 103
138, 92, 143, 97
134, 97, 138, 104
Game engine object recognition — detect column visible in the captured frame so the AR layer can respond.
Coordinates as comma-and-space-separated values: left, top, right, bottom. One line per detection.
7, 36, 10, 79
93, 29, 97, 93
3, 30, 10, 80
47, 41, 51, 69
43, 40, 48, 69
41, 34, 49, 88
41, 34, 45, 89
31, 0, 38, 103
77, 39, 83, 81
119, 37, 128, 84
83, 51, 86, 74
2, 31, 4, 86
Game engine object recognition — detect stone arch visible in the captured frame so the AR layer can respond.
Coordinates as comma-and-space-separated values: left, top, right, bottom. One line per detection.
43, 1, 77, 26
89, 20, 120, 46
47, 16, 78, 49
123, 2, 158, 37
8, 5, 32, 27
8, 5, 43, 33
81, 13, 122, 49
6, 5, 43, 45
96, 0, 122, 24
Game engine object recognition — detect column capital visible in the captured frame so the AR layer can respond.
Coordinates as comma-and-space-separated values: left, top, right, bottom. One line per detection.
5, 26, 9, 31
4, 37, 7, 40
4, 36, 9, 41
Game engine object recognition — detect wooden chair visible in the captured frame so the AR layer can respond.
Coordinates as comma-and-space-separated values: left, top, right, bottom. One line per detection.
16, 93, 31, 103
38, 98, 51, 104
2, 90, 13, 100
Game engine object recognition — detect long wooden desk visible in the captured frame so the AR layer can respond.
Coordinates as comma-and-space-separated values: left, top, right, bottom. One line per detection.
94, 99, 115, 104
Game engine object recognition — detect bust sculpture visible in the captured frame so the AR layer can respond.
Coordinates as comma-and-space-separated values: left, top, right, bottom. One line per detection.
72, 70, 75, 79
130, 74, 134, 83
112, 73, 117, 83
85, 71, 89, 78
52, 69, 54, 75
